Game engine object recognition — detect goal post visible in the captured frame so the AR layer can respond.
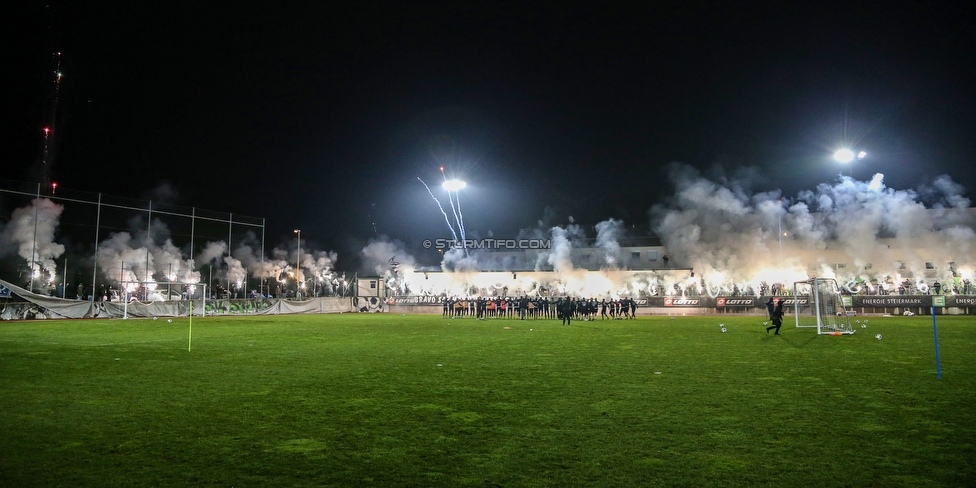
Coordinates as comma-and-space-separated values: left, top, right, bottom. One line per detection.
793, 278, 855, 335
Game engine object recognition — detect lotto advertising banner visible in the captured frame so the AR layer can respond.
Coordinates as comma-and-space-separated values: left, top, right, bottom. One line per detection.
716, 297, 756, 307
648, 296, 702, 307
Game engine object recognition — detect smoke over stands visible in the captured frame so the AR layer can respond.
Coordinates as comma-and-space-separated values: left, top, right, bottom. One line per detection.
0, 183, 338, 299
1, 165, 974, 299
370, 164, 975, 298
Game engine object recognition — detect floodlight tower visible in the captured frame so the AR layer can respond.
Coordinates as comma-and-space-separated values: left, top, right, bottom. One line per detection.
442, 179, 466, 192
294, 229, 301, 298
834, 149, 866, 179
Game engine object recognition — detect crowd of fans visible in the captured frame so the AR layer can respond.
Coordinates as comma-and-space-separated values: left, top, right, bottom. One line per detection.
441, 296, 638, 321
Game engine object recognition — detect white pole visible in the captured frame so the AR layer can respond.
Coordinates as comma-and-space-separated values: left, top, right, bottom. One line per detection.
294, 229, 301, 299
145, 201, 152, 301
29, 184, 40, 291
91, 193, 101, 302
189, 207, 195, 263
227, 213, 233, 292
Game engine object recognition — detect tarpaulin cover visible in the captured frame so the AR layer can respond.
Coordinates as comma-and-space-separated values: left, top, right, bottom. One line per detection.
0, 278, 355, 320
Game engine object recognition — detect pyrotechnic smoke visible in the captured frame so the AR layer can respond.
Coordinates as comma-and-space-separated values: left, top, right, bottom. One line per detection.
0, 196, 342, 298
0, 198, 66, 281
546, 225, 578, 274
224, 256, 247, 286
401, 165, 975, 299
650, 164, 976, 294
96, 232, 153, 287
595, 218, 624, 267
360, 236, 417, 295
196, 241, 227, 265
442, 246, 479, 272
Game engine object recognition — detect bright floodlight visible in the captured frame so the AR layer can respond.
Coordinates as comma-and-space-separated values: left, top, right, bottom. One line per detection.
443, 180, 466, 191
857, 151, 867, 159
834, 149, 855, 163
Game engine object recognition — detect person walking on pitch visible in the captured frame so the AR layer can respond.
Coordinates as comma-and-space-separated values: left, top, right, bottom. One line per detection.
766, 297, 786, 335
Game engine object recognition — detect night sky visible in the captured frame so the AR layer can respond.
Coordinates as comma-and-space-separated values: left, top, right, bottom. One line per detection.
8, 2, 976, 269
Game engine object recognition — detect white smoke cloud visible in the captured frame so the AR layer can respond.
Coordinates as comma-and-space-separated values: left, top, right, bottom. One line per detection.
196, 241, 228, 267
0, 198, 66, 282
0, 196, 342, 298
650, 164, 976, 294
595, 218, 624, 267
360, 236, 417, 295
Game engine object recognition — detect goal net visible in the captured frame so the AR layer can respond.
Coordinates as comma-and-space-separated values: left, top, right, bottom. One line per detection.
792, 278, 855, 334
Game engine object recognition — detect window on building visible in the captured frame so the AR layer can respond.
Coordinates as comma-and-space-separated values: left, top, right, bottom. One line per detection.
925, 262, 935, 270
370, 281, 377, 289
581, 254, 591, 264
631, 251, 641, 261
647, 250, 658, 262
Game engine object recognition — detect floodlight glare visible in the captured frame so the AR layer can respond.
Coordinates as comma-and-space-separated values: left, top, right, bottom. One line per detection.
857, 151, 867, 159
442, 180, 466, 191
834, 149, 855, 163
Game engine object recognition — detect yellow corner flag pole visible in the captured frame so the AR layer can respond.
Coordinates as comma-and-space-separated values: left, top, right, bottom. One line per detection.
188, 299, 193, 352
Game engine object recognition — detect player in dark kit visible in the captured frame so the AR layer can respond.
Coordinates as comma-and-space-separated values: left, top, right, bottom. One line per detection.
560, 298, 575, 325
766, 297, 786, 334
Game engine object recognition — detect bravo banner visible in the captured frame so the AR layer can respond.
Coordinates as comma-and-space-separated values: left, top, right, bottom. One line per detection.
387, 296, 447, 305
385, 296, 656, 306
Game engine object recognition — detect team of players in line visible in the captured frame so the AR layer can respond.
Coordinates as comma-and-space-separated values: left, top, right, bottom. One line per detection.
442, 297, 638, 324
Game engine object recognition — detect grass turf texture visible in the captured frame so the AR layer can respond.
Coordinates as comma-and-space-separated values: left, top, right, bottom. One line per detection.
1, 314, 974, 487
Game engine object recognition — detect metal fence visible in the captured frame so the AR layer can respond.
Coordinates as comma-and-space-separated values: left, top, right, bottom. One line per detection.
0, 178, 265, 300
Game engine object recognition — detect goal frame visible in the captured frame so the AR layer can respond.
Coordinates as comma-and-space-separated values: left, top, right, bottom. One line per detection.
792, 278, 855, 335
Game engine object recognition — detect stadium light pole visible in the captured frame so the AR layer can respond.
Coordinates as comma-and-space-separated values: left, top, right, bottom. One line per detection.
834, 149, 866, 179
294, 229, 301, 299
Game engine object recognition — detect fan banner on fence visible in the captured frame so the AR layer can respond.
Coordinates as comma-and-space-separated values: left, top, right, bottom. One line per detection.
0, 283, 10, 298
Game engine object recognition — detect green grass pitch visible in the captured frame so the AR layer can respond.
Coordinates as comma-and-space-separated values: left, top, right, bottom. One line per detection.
1, 313, 974, 486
